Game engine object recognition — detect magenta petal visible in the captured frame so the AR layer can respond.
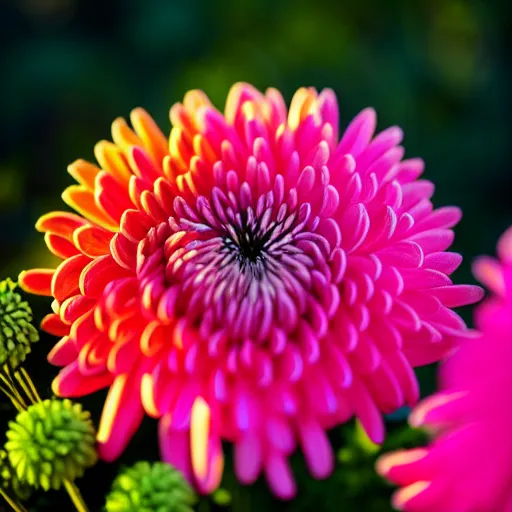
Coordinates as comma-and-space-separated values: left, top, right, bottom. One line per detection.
97, 373, 144, 461
264, 453, 297, 500
297, 417, 334, 479
235, 434, 263, 484
159, 414, 193, 484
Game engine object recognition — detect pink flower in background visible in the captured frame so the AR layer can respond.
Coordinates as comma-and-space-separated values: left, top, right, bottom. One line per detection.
19, 83, 482, 498
378, 227, 512, 512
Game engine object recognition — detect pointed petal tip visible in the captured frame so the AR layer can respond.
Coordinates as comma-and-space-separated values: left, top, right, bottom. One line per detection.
51, 376, 62, 396
392, 481, 432, 512
467, 284, 485, 305
97, 441, 119, 463
375, 451, 405, 478
362, 106, 377, 120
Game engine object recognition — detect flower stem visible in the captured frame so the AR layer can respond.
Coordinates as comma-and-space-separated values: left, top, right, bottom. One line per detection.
14, 369, 38, 405
0, 383, 25, 412
0, 487, 29, 512
19, 367, 41, 402
64, 479, 89, 512
1, 366, 27, 408
0, 369, 26, 411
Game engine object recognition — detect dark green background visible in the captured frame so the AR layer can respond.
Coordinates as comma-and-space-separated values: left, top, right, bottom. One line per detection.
0, 0, 510, 510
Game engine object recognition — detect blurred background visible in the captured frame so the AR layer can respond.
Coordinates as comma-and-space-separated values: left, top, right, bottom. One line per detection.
0, 0, 510, 510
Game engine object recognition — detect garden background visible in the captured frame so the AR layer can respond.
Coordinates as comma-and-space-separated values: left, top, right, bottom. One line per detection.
0, 0, 510, 510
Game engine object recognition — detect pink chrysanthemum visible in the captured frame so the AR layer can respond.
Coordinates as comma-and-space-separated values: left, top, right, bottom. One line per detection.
19, 83, 482, 498
377, 227, 512, 512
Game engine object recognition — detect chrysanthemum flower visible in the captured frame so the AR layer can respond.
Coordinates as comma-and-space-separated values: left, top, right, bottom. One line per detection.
19, 83, 482, 498
377, 227, 512, 512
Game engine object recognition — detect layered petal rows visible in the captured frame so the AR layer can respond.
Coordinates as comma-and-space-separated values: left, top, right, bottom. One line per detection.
20, 83, 482, 498
378, 227, 512, 512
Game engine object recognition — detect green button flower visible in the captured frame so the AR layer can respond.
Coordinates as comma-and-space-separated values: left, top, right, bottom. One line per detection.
105, 461, 197, 512
0, 278, 39, 368
5, 399, 97, 491
0, 449, 31, 501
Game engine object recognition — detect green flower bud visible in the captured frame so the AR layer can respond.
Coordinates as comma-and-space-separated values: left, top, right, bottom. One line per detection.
5, 399, 97, 491
0, 278, 39, 368
105, 461, 197, 512
0, 449, 32, 501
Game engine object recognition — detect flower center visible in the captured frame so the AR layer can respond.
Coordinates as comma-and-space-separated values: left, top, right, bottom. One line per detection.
130, 184, 340, 345
221, 213, 278, 280
229, 226, 266, 265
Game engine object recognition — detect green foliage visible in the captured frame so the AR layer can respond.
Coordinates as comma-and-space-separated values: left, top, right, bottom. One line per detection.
105, 461, 197, 512
4, 399, 97, 491
329, 422, 428, 512
0, 279, 39, 368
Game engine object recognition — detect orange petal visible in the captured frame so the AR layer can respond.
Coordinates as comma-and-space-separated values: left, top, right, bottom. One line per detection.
169, 127, 193, 169
79, 255, 132, 298
184, 89, 212, 112
44, 232, 80, 259
41, 313, 71, 336
163, 154, 183, 183
67, 159, 101, 191
73, 224, 113, 258
177, 172, 198, 198
193, 134, 217, 164
170, 103, 199, 138
111, 117, 143, 155
130, 108, 168, 167
62, 185, 118, 231
51, 254, 91, 302
19, 269, 55, 296
36, 211, 88, 239
94, 140, 133, 185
